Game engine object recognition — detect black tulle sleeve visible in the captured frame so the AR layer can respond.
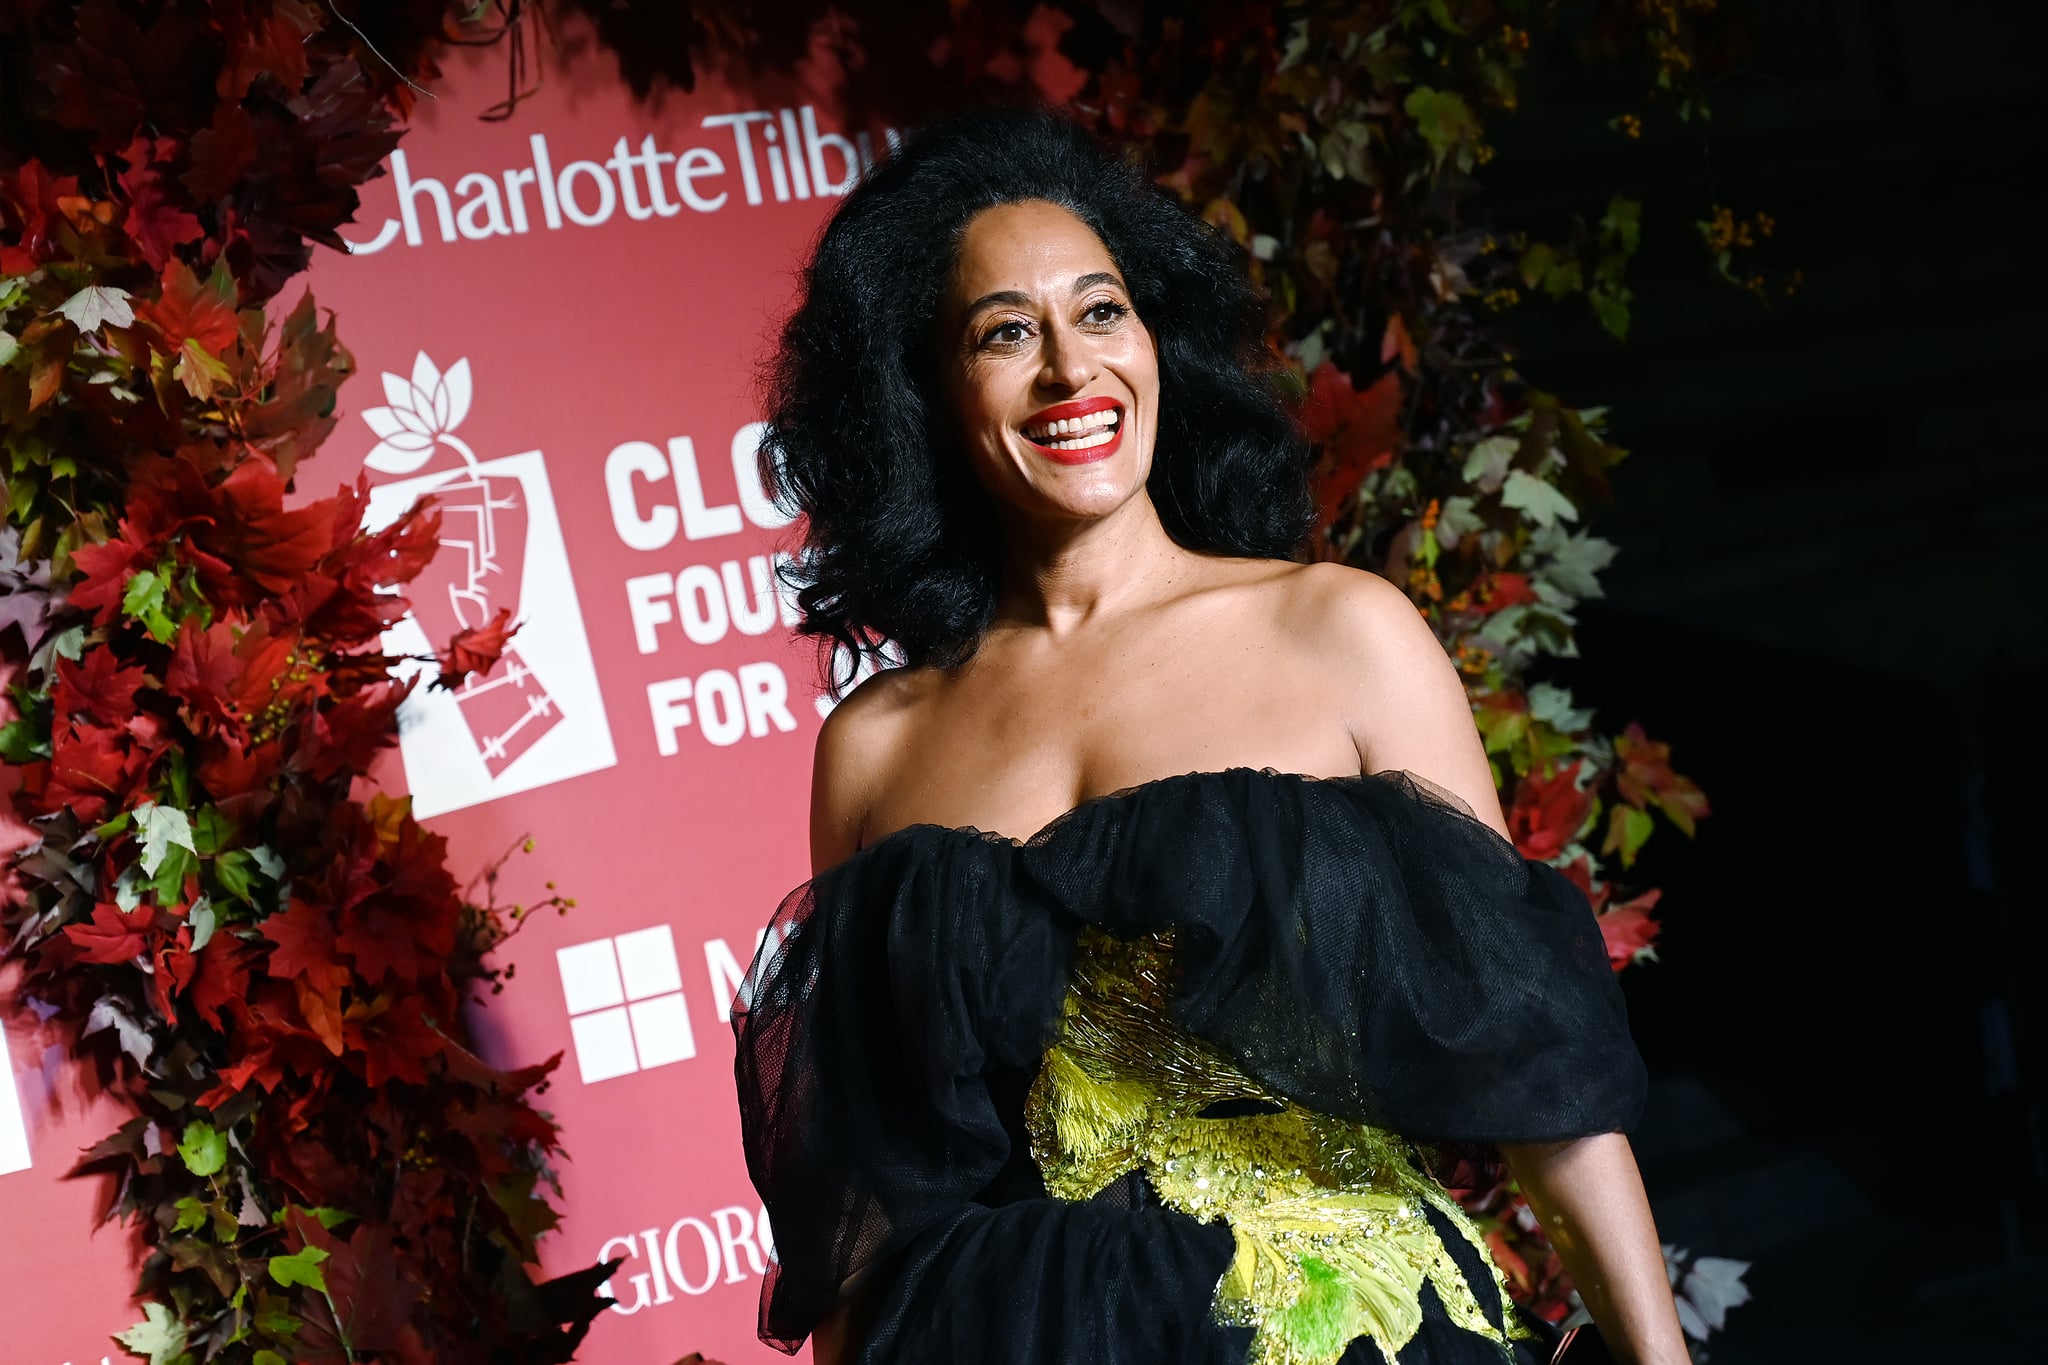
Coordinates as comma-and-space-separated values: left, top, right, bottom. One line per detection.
730, 768, 1644, 1354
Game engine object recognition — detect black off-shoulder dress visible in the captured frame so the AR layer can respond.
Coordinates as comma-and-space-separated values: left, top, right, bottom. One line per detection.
732, 768, 1645, 1365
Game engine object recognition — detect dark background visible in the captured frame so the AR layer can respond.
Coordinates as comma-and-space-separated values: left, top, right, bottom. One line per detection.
1489, 3, 2046, 1358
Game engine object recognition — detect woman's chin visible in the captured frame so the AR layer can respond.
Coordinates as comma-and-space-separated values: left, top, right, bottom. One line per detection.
1016, 476, 1150, 527
976, 446, 1153, 526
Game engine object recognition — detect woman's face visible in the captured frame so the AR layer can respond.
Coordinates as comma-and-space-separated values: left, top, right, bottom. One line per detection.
937, 199, 1161, 526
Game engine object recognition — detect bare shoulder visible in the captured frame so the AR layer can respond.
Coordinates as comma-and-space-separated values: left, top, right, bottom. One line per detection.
808, 664, 938, 871
1262, 560, 1509, 835
1263, 560, 1440, 673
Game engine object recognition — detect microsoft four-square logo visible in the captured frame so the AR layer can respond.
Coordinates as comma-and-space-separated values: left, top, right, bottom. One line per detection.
555, 925, 696, 1084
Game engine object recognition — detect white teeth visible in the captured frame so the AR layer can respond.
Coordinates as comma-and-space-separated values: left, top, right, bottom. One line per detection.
1025, 408, 1122, 443
1044, 428, 1116, 452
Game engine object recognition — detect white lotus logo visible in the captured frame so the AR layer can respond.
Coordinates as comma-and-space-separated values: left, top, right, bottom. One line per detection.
361, 352, 476, 473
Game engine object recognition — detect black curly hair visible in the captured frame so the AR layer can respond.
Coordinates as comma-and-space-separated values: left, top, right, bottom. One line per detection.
761, 104, 1313, 689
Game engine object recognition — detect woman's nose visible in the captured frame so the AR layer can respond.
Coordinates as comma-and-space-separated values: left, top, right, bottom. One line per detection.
1038, 318, 1097, 392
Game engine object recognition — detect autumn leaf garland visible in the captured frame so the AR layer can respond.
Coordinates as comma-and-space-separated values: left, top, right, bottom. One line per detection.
1, 1, 609, 1361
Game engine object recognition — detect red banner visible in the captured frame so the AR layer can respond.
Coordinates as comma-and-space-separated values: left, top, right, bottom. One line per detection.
2, 41, 871, 1365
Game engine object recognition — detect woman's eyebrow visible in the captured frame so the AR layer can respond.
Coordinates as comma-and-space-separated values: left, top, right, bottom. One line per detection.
963, 288, 1033, 318
961, 273, 1129, 321
1071, 271, 1124, 294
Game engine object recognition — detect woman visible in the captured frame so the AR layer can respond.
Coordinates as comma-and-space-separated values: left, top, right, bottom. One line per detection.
733, 107, 1689, 1365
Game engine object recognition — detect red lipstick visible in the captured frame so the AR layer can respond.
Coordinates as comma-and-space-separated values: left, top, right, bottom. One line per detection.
1020, 396, 1125, 466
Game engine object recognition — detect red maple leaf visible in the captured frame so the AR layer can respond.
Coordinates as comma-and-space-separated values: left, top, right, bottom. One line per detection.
432, 607, 518, 690
195, 736, 277, 811
117, 455, 252, 604
447, 1091, 562, 1168
1598, 889, 1663, 971
263, 898, 350, 1055
316, 1222, 423, 1355
215, 4, 315, 103
64, 901, 158, 965
344, 993, 445, 1088
189, 933, 258, 1032
0, 160, 84, 268
1473, 572, 1538, 615
327, 489, 441, 588
297, 682, 406, 782
262, 897, 336, 981
181, 100, 256, 200
1303, 361, 1403, 528
47, 721, 144, 823
135, 256, 240, 358
337, 906, 433, 987
51, 648, 151, 728
1614, 722, 1710, 836
212, 459, 332, 594
295, 973, 347, 1056
198, 1049, 273, 1109
150, 925, 199, 1020
114, 137, 204, 272
67, 523, 158, 625
1506, 760, 1591, 862
289, 499, 438, 643
163, 618, 242, 731
379, 816, 456, 927
225, 624, 306, 720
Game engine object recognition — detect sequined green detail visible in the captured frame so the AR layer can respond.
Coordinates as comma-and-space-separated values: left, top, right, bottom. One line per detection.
1025, 930, 1529, 1365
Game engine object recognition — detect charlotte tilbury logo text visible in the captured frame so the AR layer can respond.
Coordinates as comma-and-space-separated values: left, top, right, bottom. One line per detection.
342, 108, 892, 254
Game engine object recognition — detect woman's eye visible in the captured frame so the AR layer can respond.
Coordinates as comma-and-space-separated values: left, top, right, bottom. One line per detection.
981, 320, 1030, 348
1082, 300, 1128, 327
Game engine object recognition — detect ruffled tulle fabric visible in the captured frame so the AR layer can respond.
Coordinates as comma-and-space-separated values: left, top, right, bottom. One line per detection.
731, 767, 1643, 1362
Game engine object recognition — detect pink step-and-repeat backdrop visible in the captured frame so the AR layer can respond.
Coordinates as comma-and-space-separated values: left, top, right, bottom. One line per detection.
1, 39, 880, 1365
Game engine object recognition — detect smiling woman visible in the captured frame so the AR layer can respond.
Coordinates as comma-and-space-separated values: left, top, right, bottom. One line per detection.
736, 107, 1687, 1365
761, 107, 1310, 689
942, 202, 1157, 514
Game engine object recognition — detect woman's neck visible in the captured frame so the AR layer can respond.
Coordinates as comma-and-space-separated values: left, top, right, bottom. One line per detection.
992, 490, 1193, 637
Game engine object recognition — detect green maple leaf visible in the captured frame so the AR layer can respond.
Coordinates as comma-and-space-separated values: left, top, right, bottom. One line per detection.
1527, 683, 1596, 735
121, 568, 175, 641
192, 805, 233, 855
254, 1294, 300, 1337
1605, 805, 1656, 868
1589, 281, 1633, 340
269, 1245, 330, 1291
1538, 530, 1618, 600
57, 284, 135, 333
1403, 87, 1480, 167
1499, 470, 1578, 529
172, 1195, 209, 1233
0, 716, 49, 762
115, 1302, 187, 1365
177, 1120, 227, 1177
215, 850, 257, 903
188, 899, 217, 952
1434, 495, 1483, 548
1601, 194, 1643, 256
1460, 435, 1517, 492
135, 801, 197, 877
